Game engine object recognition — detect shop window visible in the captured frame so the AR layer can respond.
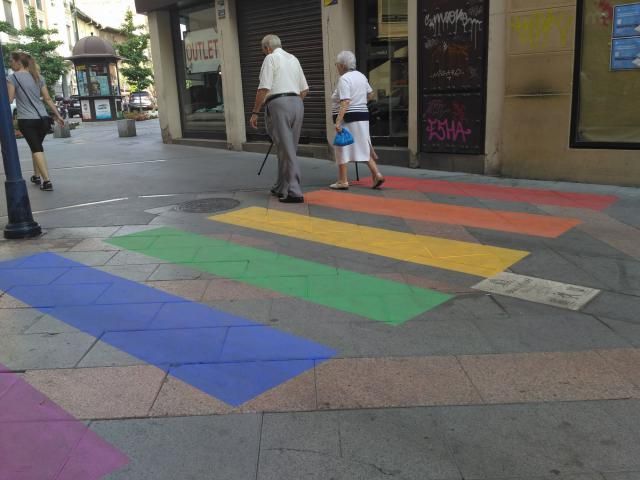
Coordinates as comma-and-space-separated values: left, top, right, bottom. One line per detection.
571, 1, 640, 148
76, 63, 119, 97
356, 0, 409, 146
172, 3, 225, 139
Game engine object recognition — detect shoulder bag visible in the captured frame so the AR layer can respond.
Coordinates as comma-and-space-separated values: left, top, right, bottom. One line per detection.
13, 75, 54, 135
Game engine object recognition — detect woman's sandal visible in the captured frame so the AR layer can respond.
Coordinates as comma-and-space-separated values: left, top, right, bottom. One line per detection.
329, 182, 349, 190
40, 181, 53, 191
30, 175, 41, 185
372, 175, 385, 189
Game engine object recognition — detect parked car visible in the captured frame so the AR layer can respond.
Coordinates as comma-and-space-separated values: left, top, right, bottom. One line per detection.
128, 91, 156, 111
67, 95, 81, 118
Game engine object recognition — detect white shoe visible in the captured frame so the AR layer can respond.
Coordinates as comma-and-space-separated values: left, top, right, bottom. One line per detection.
329, 182, 349, 190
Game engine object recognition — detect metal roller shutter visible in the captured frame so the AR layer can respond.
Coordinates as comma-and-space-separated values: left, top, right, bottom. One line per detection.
237, 0, 326, 143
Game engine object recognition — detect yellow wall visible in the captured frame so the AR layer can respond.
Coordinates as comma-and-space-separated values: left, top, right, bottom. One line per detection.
503, 0, 640, 186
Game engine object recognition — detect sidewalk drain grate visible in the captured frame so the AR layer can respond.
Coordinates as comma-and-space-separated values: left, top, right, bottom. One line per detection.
176, 198, 240, 213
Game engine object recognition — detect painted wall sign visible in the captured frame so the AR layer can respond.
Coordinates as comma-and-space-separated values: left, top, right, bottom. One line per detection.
611, 36, 640, 69
184, 27, 221, 74
612, 2, 640, 37
419, 0, 488, 154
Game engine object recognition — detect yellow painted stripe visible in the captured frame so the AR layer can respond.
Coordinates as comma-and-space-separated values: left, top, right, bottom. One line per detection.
210, 207, 529, 278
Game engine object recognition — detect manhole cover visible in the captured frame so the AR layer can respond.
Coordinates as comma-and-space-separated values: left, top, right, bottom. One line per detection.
176, 198, 240, 213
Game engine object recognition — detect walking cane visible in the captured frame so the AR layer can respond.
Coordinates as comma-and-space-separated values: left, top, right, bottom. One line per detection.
257, 140, 274, 176
355, 162, 360, 181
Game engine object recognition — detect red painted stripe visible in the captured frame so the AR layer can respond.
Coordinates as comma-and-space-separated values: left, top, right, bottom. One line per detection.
306, 191, 582, 238
0, 365, 129, 480
351, 176, 618, 211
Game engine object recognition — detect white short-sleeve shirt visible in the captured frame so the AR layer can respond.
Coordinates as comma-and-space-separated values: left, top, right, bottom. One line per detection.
331, 70, 372, 115
258, 48, 309, 97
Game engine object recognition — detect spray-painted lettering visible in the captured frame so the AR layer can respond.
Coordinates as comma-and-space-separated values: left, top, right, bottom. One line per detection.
510, 11, 574, 49
426, 118, 472, 143
424, 9, 483, 47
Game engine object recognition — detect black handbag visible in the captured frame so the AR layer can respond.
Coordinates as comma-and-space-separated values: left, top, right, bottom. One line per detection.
13, 75, 55, 135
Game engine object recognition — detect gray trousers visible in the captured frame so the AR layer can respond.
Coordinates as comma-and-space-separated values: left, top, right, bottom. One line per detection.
266, 96, 304, 198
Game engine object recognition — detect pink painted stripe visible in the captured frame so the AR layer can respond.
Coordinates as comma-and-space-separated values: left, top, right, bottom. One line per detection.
0, 365, 129, 480
351, 176, 618, 211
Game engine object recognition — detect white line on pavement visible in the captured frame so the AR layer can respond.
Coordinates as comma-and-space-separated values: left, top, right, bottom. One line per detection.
138, 194, 182, 198
33, 197, 129, 214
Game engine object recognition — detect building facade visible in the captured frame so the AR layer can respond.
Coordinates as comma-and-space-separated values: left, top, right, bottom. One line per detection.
136, 0, 640, 187
1, 0, 132, 96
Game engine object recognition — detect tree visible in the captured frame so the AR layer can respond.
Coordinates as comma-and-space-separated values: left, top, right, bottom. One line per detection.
0, 8, 68, 95
115, 9, 153, 92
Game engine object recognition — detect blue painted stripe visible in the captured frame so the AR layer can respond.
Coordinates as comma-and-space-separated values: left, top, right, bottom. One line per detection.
0, 253, 336, 406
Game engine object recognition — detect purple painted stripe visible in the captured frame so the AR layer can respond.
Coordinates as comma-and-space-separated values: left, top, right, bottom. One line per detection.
0, 364, 128, 480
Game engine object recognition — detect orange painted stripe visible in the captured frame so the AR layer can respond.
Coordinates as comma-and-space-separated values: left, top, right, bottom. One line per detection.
305, 190, 581, 238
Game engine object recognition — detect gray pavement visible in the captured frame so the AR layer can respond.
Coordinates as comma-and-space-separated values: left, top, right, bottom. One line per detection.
1, 119, 640, 480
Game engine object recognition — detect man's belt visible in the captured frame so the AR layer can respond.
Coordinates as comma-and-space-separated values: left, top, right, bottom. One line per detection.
265, 92, 299, 105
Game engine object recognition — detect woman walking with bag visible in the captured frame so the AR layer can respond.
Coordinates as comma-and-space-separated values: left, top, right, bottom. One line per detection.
6, 51, 64, 191
330, 50, 384, 190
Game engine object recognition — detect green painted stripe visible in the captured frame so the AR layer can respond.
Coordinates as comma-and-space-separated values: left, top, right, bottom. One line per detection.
107, 227, 453, 325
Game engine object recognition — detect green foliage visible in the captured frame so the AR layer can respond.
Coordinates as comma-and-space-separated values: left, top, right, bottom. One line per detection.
115, 9, 153, 92
0, 8, 68, 94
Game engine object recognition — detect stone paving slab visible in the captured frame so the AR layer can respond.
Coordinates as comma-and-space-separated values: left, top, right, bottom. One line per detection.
555, 253, 640, 297
150, 369, 316, 416
78, 341, 148, 368
144, 279, 211, 301
258, 409, 463, 480
24, 365, 166, 419
93, 414, 261, 480
584, 291, 640, 324
68, 238, 121, 252
0, 332, 96, 370
0, 308, 45, 335
540, 206, 640, 261
437, 400, 640, 478
43, 227, 121, 239
459, 351, 637, 403
315, 356, 482, 409
598, 316, 640, 348
268, 297, 495, 357
98, 263, 160, 282
467, 309, 630, 353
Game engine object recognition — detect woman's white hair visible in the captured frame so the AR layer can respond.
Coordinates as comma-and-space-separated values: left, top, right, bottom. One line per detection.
261, 34, 282, 50
336, 50, 357, 70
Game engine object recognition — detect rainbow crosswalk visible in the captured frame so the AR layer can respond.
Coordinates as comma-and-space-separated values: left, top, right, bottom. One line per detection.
0, 176, 618, 412
210, 207, 530, 278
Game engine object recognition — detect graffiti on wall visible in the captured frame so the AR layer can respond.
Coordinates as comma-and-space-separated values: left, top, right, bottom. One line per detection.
422, 94, 483, 152
420, 0, 488, 154
422, 0, 486, 91
510, 10, 575, 49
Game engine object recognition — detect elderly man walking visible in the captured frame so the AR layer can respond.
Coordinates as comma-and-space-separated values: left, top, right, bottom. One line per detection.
250, 34, 308, 203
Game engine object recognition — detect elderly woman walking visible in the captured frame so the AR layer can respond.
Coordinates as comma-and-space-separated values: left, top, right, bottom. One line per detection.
6, 51, 64, 191
330, 50, 384, 190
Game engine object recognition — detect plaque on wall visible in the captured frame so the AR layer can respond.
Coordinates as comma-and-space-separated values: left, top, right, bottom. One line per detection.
420, 0, 487, 91
421, 93, 484, 153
